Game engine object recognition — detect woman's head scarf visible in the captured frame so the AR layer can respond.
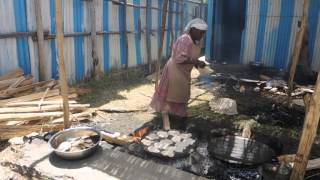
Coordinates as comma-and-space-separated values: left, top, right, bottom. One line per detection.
184, 18, 208, 32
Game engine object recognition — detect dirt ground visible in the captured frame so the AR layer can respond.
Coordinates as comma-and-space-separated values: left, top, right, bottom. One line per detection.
1, 64, 319, 179
77, 64, 320, 157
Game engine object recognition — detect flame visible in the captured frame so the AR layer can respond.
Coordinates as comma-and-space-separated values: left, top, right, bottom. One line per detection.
132, 127, 149, 142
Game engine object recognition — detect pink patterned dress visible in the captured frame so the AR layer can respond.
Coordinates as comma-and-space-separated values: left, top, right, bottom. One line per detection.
150, 33, 200, 117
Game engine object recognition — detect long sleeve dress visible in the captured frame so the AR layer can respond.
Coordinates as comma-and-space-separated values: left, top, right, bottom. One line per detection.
150, 33, 201, 117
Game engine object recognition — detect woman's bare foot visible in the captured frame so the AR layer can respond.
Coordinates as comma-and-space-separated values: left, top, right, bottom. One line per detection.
162, 112, 170, 130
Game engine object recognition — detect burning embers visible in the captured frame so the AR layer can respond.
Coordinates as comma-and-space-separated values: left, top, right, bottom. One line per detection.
57, 135, 97, 152
141, 130, 196, 158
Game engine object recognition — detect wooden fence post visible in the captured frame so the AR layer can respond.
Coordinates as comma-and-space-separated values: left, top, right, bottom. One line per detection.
123, 0, 129, 70
287, 0, 309, 104
34, 0, 46, 81
146, 0, 152, 73
290, 73, 320, 179
155, 0, 169, 90
180, 0, 184, 33
54, 0, 70, 129
89, 0, 100, 79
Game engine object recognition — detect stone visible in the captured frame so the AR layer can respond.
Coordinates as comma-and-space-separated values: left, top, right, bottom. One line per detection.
171, 136, 182, 143
145, 133, 159, 141
8, 136, 27, 145
209, 98, 238, 115
168, 130, 180, 136
161, 150, 175, 158
26, 132, 39, 138
182, 138, 196, 146
173, 145, 186, 154
180, 133, 192, 139
156, 131, 168, 138
239, 85, 246, 93
141, 139, 153, 146
253, 87, 260, 92
269, 88, 278, 93
276, 92, 286, 96
147, 146, 160, 153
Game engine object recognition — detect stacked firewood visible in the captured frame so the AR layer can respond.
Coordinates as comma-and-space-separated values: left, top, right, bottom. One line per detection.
0, 68, 93, 140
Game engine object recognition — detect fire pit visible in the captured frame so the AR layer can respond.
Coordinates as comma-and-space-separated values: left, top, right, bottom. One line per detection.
127, 123, 280, 179
141, 130, 196, 158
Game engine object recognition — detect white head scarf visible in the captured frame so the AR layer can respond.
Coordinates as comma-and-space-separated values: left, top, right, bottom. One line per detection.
184, 18, 208, 32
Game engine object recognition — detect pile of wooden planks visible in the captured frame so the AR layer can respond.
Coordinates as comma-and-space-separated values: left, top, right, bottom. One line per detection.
0, 69, 93, 140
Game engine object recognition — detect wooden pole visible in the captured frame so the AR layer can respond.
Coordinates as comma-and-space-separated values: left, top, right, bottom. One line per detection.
287, 0, 309, 105
155, 0, 169, 90
54, 0, 70, 129
180, 0, 184, 34
290, 73, 320, 180
146, 0, 152, 73
34, 0, 47, 81
123, 0, 129, 70
170, 2, 174, 50
90, 0, 100, 79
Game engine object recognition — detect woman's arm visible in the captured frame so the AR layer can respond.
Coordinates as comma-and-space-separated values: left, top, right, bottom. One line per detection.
179, 56, 206, 68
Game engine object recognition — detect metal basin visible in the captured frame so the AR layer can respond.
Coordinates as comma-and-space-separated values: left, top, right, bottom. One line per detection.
48, 127, 101, 160
208, 136, 275, 165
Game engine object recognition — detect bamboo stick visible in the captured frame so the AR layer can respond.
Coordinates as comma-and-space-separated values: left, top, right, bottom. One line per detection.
5, 100, 77, 107
38, 87, 52, 109
0, 69, 24, 81
45, 93, 78, 101
4, 80, 54, 96
100, 131, 134, 146
0, 124, 64, 140
0, 104, 89, 114
51, 110, 94, 124
290, 72, 320, 180
0, 89, 60, 106
0, 112, 64, 122
0, 78, 22, 90
287, 0, 309, 105
155, 0, 169, 90
54, 0, 70, 129
35, 0, 47, 81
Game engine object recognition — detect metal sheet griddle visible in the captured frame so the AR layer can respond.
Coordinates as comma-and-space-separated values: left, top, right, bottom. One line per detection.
208, 136, 275, 165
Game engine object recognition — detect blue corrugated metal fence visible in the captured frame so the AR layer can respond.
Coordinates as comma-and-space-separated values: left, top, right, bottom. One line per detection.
205, 0, 320, 72
0, 0, 203, 83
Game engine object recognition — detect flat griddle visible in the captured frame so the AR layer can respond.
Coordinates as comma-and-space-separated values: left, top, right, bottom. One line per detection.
208, 136, 275, 166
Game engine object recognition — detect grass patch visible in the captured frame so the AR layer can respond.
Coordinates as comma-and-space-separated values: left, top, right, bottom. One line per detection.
78, 67, 152, 107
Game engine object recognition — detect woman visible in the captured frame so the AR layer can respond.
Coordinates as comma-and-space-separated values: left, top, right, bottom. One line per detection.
150, 18, 208, 130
